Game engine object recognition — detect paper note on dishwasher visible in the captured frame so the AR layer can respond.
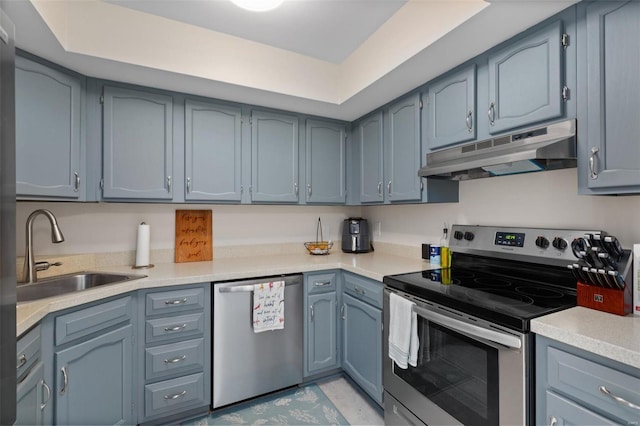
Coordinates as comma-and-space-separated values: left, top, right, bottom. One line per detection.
253, 281, 285, 332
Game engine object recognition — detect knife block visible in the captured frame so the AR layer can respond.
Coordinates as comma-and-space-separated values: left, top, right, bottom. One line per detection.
576, 281, 632, 316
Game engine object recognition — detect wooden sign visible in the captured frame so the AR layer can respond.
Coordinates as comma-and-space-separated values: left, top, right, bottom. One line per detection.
175, 210, 213, 263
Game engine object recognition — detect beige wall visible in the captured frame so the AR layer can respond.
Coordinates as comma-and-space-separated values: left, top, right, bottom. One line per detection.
17, 168, 640, 259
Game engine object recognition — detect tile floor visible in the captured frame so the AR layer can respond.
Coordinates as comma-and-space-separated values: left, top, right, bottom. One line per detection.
316, 376, 384, 426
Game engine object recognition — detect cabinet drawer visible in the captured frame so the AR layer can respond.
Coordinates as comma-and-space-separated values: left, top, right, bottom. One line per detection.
547, 346, 640, 423
306, 272, 338, 294
145, 338, 205, 382
55, 296, 133, 346
145, 286, 206, 316
145, 313, 205, 344
16, 325, 41, 381
144, 372, 206, 418
343, 273, 382, 309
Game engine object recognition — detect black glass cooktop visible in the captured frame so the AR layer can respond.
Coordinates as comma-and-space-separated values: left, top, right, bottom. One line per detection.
383, 254, 577, 332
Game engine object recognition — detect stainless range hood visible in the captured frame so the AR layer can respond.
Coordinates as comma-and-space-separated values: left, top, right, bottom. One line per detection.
419, 119, 576, 180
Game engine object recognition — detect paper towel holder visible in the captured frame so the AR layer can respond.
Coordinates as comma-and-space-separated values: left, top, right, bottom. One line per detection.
133, 221, 155, 269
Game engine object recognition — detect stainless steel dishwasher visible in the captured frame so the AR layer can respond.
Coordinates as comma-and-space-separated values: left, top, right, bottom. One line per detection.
212, 274, 303, 408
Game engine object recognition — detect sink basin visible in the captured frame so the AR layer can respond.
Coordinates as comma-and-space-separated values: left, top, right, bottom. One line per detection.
17, 271, 147, 303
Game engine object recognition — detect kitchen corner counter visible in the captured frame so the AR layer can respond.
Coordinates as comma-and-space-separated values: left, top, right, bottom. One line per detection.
531, 307, 640, 369
16, 251, 430, 337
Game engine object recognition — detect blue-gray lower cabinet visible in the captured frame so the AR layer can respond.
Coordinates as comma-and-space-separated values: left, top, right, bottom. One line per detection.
137, 284, 211, 424
486, 19, 565, 134
341, 273, 383, 405
577, 0, 640, 194
16, 55, 84, 200
102, 85, 174, 200
303, 272, 340, 377
16, 324, 51, 426
305, 119, 346, 204
536, 336, 640, 425
184, 99, 243, 202
250, 110, 299, 203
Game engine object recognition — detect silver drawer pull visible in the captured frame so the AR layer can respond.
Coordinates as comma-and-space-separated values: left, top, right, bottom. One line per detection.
549, 415, 557, 426
164, 323, 187, 332
164, 355, 187, 364
164, 298, 187, 305
41, 380, 51, 411
599, 386, 640, 411
60, 366, 68, 395
314, 281, 331, 287
163, 390, 187, 400
354, 286, 366, 295
17, 354, 26, 370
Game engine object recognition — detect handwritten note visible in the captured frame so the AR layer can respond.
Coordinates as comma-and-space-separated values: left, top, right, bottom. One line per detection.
175, 210, 213, 263
253, 281, 285, 333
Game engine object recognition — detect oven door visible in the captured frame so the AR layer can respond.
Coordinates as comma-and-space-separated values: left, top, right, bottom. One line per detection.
383, 289, 528, 426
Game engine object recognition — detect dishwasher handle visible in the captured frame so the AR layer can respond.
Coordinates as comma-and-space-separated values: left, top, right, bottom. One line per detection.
218, 277, 301, 293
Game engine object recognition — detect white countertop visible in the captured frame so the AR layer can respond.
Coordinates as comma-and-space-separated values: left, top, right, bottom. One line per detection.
16, 251, 429, 337
531, 307, 640, 369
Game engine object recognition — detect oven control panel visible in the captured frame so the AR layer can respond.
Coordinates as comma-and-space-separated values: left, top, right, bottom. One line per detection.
449, 225, 603, 265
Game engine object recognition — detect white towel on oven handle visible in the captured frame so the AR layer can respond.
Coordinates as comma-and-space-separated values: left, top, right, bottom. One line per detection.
253, 280, 285, 333
388, 292, 419, 369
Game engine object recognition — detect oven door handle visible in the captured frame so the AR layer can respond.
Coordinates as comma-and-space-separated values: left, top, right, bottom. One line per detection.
413, 305, 522, 349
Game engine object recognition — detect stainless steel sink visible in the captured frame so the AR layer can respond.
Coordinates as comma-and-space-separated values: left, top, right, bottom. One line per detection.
17, 271, 147, 303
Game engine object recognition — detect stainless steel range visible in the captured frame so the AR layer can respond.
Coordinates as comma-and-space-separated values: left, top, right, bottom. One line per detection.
382, 224, 609, 426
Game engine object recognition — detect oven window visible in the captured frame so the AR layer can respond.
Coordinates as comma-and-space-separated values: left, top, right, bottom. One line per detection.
394, 320, 499, 425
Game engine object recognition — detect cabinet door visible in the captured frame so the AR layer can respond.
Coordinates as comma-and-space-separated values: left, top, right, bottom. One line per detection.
306, 292, 339, 375
250, 110, 299, 203
16, 57, 82, 199
426, 65, 476, 150
185, 100, 242, 201
359, 112, 384, 203
580, 1, 640, 192
305, 120, 346, 204
487, 20, 564, 134
386, 94, 422, 202
102, 86, 173, 200
55, 325, 133, 426
16, 361, 48, 426
342, 293, 382, 405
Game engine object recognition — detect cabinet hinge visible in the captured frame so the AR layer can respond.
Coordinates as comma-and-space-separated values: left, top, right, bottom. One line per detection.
99, 178, 104, 190
562, 85, 570, 102
561, 33, 569, 49
100, 95, 104, 104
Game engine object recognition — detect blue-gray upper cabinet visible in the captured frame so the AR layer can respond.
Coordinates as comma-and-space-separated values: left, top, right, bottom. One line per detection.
15, 56, 83, 200
250, 110, 299, 203
486, 20, 565, 134
426, 65, 477, 150
102, 86, 174, 200
385, 93, 422, 202
358, 112, 384, 204
305, 120, 346, 204
578, 1, 640, 195
184, 100, 242, 202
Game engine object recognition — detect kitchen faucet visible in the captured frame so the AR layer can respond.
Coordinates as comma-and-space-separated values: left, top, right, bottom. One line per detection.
22, 209, 65, 284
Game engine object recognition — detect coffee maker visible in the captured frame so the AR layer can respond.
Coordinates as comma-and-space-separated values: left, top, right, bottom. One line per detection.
341, 218, 372, 253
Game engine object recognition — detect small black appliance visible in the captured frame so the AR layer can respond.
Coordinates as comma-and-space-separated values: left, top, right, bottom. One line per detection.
341, 218, 372, 253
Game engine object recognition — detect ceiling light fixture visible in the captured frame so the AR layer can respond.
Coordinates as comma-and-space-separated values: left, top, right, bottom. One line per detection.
229, 0, 284, 12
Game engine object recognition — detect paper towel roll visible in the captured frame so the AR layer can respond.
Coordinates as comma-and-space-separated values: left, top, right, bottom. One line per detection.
135, 223, 150, 267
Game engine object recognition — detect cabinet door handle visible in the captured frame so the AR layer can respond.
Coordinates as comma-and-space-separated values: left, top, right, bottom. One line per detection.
377, 181, 382, 197
163, 390, 187, 400
310, 305, 315, 321
466, 110, 473, 132
548, 415, 557, 426
314, 281, 331, 287
166, 175, 172, 193
164, 355, 187, 364
387, 181, 392, 196
74, 172, 80, 192
164, 298, 187, 305
599, 385, 640, 411
307, 184, 312, 197
60, 366, 68, 395
488, 102, 495, 126
294, 182, 298, 196
589, 147, 599, 180
354, 286, 366, 296
164, 323, 187, 332
186, 177, 191, 194
341, 304, 346, 320
40, 380, 51, 411
16, 354, 26, 370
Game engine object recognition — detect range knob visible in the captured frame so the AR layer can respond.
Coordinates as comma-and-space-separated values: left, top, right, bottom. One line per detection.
453, 230, 464, 240
535, 236, 550, 249
463, 231, 475, 241
552, 237, 568, 250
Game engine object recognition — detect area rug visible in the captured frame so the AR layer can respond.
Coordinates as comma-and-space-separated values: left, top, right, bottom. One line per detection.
184, 384, 349, 425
